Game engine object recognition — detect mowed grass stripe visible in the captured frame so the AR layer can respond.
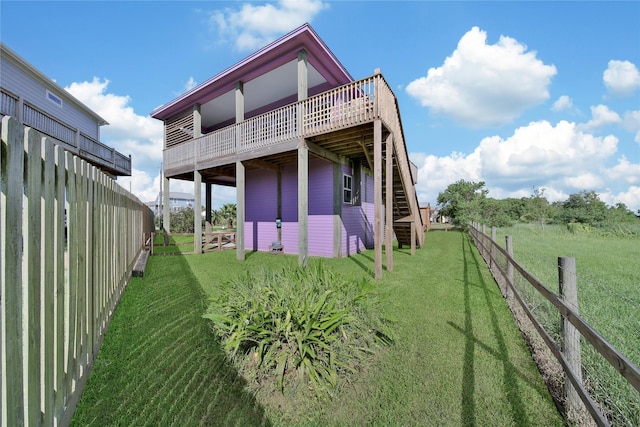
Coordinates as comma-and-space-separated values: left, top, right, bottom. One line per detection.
73, 230, 563, 426
70, 255, 269, 426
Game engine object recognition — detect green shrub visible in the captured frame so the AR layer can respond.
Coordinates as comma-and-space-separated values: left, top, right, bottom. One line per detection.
203, 263, 392, 398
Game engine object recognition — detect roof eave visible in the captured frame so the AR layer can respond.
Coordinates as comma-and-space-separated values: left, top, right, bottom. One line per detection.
150, 23, 352, 121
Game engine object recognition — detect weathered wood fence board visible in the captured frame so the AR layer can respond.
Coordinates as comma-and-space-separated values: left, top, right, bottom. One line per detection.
1, 116, 154, 426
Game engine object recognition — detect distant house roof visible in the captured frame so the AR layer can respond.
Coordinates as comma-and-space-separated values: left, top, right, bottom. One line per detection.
150, 23, 353, 124
0, 42, 109, 126
154, 192, 194, 203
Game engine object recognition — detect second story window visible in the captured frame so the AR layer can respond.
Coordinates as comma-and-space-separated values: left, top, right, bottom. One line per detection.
343, 174, 353, 204
46, 90, 63, 108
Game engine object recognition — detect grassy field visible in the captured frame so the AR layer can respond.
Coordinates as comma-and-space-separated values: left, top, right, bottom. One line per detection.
493, 223, 639, 426
71, 230, 563, 426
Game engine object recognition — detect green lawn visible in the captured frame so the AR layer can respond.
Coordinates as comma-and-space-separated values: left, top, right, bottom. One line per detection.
71, 230, 562, 426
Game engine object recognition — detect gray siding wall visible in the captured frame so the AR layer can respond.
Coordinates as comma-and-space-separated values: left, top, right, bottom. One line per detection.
0, 56, 101, 139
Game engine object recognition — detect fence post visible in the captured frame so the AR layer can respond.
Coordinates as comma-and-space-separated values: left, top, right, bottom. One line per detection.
558, 256, 582, 415
490, 226, 496, 269
482, 224, 487, 258
505, 235, 513, 300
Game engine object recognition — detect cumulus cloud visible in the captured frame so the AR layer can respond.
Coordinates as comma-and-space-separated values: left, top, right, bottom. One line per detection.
406, 26, 557, 128
622, 110, 640, 143
65, 78, 163, 162
412, 119, 640, 211
603, 60, 640, 96
209, 0, 329, 51
577, 104, 622, 132
551, 95, 574, 113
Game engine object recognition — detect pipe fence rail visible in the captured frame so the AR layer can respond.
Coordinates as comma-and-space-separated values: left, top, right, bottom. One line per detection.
469, 222, 639, 427
1, 116, 154, 426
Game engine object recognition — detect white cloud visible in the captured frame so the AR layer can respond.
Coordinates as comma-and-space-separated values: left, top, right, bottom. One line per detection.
605, 156, 640, 185
577, 104, 622, 132
412, 120, 640, 212
65, 78, 163, 171
209, 0, 329, 51
406, 26, 557, 128
551, 95, 574, 113
185, 76, 197, 91
611, 186, 640, 211
603, 60, 640, 96
622, 110, 640, 143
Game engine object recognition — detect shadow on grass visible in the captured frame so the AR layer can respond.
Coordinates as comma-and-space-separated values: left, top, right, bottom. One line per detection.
71, 253, 270, 426
347, 251, 375, 278
450, 233, 553, 426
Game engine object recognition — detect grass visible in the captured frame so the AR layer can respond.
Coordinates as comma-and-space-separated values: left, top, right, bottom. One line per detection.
493, 222, 640, 426
71, 229, 563, 426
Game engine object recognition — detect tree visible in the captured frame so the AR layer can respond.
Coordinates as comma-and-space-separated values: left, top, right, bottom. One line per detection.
170, 207, 195, 233
560, 190, 607, 226
525, 187, 551, 230
437, 180, 487, 230
214, 203, 237, 228
606, 202, 637, 224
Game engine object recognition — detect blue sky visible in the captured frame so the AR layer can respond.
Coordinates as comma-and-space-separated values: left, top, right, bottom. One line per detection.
2, 1, 639, 211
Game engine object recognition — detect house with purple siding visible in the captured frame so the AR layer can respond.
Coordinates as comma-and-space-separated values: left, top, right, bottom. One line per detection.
151, 23, 423, 278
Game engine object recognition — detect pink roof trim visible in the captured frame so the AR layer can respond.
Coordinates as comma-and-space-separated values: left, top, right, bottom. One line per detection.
151, 23, 352, 120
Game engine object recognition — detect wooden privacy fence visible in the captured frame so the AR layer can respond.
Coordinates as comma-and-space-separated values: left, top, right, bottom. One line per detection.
1, 116, 154, 426
469, 223, 640, 427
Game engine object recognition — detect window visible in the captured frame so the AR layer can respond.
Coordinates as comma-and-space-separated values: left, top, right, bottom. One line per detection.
343, 174, 353, 204
46, 90, 63, 108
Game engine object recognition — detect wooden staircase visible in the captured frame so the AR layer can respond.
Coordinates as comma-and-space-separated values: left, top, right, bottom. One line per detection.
383, 137, 423, 249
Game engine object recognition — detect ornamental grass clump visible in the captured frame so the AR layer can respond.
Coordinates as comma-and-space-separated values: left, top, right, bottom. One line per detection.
203, 263, 392, 397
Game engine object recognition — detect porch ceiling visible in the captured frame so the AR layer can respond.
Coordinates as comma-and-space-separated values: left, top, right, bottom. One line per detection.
200, 60, 326, 130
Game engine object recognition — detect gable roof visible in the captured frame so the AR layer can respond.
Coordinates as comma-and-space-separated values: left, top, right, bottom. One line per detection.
150, 23, 352, 122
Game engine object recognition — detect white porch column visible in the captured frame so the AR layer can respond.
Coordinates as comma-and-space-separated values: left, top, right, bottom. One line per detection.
298, 141, 309, 267
235, 81, 245, 260
298, 49, 308, 101
193, 103, 202, 137
194, 170, 202, 254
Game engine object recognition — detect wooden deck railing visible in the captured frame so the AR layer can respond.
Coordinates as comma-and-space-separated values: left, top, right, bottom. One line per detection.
163, 76, 379, 172
0, 88, 131, 176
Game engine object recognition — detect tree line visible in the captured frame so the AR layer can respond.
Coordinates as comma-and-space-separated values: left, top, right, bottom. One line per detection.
158, 203, 237, 233
436, 180, 638, 231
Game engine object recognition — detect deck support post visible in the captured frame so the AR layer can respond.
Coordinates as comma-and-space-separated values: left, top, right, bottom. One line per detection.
374, 119, 382, 279
194, 170, 202, 254
411, 221, 416, 256
385, 133, 393, 272
205, 183, 212, 232
298, 140, 309, 267
236, 161, 245, 260
163, 176, 170, 233
333, 162, 342, 257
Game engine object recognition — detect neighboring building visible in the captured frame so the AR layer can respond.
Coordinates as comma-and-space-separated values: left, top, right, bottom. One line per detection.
151, 23, 422, 275
147, 192, 195, 216
0, 42, 131, 176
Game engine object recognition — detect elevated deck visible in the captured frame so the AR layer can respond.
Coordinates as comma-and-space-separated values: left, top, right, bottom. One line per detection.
163, 73, 424, 251
0, 89, 131, 176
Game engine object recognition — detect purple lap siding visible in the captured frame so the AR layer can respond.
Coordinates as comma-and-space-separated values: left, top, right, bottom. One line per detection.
341, 165, 374, 255
245, 157, 373, 258
245, 169, 277, 251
